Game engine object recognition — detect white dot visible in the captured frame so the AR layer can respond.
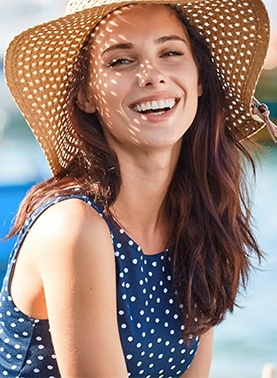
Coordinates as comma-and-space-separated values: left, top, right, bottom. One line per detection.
130, 296, 136, 302
48, 365, 54, 370
158, 353, 163, 359
128, 336, 133, 342
126, 354, 133, 360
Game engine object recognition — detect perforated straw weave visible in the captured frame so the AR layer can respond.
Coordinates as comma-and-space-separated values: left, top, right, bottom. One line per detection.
4, 0, 270, 175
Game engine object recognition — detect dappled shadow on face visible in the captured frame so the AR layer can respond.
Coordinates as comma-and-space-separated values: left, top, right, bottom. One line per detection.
82, 4, 200, 150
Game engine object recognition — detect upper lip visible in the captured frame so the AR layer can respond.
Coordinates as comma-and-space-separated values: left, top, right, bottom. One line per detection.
130, 96, 179, 113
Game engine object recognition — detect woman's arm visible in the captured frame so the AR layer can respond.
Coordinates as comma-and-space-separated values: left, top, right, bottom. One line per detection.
182, 328, 214, 378
19, 199, 128, 377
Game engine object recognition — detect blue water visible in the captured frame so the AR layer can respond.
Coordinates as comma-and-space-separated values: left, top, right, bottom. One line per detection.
0, 145, 276, 377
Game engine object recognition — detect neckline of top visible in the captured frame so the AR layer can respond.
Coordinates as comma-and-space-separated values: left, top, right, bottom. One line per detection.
108, 214, 168, 258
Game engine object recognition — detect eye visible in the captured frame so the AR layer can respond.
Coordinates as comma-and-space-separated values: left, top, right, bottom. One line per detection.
162, 50, 184, 58
108, 58, 134, 67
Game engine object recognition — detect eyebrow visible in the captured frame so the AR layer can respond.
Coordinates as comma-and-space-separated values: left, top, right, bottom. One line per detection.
101, 35, 187, 56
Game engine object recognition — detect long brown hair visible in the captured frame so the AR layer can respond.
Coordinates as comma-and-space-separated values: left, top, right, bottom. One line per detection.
7, 6, 263, 337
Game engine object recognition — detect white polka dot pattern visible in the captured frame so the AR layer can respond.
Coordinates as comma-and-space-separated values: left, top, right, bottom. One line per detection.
0, 195, 199, 377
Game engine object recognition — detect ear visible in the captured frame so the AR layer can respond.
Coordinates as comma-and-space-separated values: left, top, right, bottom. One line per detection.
76, 88, 97, 114
198, 82, 203, 97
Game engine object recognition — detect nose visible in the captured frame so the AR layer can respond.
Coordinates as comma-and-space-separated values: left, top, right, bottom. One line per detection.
137, 61, 166, 88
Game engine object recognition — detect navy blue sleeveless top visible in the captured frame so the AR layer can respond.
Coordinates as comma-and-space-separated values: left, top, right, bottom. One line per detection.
0, 195, 199, 377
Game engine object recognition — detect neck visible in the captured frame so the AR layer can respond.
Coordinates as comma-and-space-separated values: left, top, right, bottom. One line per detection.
110, 144, 180, 254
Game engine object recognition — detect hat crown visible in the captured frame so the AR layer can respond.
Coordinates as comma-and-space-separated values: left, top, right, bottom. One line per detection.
65, 0, 119, 14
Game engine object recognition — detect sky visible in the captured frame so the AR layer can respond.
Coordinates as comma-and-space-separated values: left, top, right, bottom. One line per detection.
0, 0, 276, 68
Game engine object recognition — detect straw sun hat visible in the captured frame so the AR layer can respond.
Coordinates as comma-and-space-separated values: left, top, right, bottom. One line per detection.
4, 0, 277, 175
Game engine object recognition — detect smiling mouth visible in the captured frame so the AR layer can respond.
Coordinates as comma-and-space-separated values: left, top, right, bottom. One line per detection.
130, 98, 178, 115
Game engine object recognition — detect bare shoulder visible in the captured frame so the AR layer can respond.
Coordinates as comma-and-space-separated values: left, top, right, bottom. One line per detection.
32, 198, 106, 237
28, 198, 107, 241
22, 198, 112, 265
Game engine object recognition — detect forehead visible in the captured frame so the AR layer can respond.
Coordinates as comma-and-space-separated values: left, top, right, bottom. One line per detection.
91, 4, 187, 49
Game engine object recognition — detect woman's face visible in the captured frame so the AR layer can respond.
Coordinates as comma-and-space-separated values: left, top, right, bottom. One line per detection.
78, 4, 202, 153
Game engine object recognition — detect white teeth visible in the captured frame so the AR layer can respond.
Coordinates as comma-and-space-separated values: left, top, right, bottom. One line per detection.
152, 101, 159, 110
132, 98, 176, 113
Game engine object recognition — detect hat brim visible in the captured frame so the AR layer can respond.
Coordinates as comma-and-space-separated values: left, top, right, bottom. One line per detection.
4, 0, 270, 174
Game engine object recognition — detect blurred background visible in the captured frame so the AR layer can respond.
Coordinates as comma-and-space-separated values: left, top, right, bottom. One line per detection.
0, 1, 276, 377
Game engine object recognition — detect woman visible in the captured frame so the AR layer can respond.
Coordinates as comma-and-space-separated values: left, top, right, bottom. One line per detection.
1, 0, 276, 377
